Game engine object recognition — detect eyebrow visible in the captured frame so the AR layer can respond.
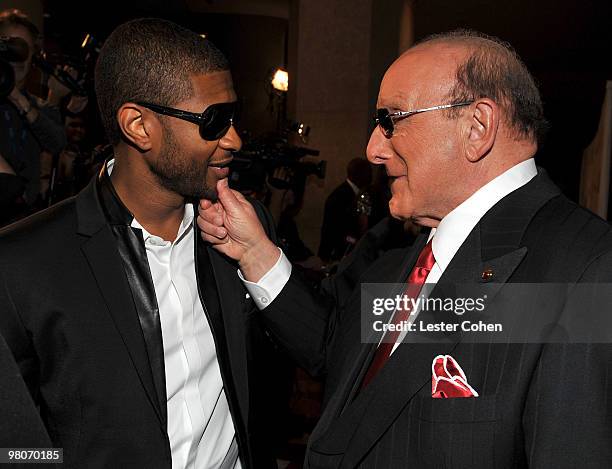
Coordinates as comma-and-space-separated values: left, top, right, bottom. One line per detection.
380, 93, 412, 111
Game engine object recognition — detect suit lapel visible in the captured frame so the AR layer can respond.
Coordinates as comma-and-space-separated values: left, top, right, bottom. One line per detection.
310, 169, 562, 466
308, 234, 429, 456
80, 227, 166, 428
197, 236, 250, 424
77, 178, 166, 430
344, 234, 430, 405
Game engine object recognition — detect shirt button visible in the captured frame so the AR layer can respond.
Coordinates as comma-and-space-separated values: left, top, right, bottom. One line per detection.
261, 297, 269, 304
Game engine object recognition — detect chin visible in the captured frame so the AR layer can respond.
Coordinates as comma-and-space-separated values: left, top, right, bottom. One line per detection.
201, 189, 218, 203
388, 201, 411, 221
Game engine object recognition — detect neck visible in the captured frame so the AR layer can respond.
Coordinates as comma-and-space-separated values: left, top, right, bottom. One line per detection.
110, 150, 185, 241
417, 148, 536, 229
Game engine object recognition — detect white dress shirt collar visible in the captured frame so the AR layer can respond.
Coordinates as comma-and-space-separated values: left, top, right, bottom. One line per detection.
428, 158, 537, 271
107, 158, 195, 243
130, 203, 194, 245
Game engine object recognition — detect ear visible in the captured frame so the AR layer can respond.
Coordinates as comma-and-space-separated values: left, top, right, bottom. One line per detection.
116, 103, 156, 152
463, 98, 499, 162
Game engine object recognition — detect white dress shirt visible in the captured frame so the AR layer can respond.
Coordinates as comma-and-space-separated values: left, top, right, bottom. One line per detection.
108, 160, 240, 469
242, 159, 537, 354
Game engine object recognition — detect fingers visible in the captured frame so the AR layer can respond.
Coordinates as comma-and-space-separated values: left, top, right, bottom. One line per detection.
200, 231, 229, 247
198, 200, 224, 226
197, 215, 229, 248
216, 178, 244, 215
199, 199, 212, 211
197, 199, 228, 244
197, 215, 227, 238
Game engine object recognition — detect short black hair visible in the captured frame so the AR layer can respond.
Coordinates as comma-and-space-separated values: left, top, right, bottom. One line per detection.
418, 29, 548, 145
95, 18, 229, 145
0, 8, 40, 48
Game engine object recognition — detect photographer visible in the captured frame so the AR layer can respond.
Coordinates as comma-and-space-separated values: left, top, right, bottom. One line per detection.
0, 9, 66, 210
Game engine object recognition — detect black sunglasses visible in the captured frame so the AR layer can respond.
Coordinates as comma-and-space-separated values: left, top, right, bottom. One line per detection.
137, 101, 239, 141
375, 101, 473, 138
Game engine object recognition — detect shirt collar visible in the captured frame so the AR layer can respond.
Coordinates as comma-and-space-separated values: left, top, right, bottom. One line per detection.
106, 159, 194, 243
428, 158, 537, 271
98, 158, 134, 226
130, 197, 194, 245
130, 204, 194, 245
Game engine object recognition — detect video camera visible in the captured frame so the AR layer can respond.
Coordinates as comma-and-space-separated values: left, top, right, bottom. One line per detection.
32, 33, 101, 97
0, 32, 100, 100
229, 130, 326, 193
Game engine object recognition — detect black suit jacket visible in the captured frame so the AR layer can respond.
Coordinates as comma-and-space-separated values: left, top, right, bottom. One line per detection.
262, 170, 612, 468
0, 330, 56, 468
319, 181, 360, 262
0, 175, 279, 468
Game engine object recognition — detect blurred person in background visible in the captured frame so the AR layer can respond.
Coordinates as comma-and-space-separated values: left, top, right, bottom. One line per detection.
0, 9, 67, 211
318, 157, 372, 263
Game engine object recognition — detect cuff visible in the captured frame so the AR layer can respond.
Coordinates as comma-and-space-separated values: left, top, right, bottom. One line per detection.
238, 247, 292, 309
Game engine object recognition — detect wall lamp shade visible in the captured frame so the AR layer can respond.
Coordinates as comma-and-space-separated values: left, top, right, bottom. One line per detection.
271, 68, 289, 92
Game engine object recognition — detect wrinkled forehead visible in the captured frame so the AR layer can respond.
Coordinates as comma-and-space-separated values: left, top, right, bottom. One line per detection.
378, 43, 464, 109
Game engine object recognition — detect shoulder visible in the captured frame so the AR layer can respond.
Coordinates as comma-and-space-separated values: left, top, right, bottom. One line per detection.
329, 182, 354, 200
527, 194, 612, 278
534, 195, 612, 249
0, 197, 78, 262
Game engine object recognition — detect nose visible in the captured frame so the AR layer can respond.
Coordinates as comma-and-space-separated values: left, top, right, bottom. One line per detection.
366, 126, 390, 166
218, 124, 242, 152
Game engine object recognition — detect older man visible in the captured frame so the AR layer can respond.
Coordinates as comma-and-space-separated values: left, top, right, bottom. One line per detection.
199, 30, 612, 467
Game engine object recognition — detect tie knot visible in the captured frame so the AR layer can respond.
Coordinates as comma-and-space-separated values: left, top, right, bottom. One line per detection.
415, 240, 436, 272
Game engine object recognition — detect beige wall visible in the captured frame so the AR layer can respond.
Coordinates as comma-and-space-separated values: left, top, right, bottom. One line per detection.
580, 81, 612, 218
289, 0, 373, 252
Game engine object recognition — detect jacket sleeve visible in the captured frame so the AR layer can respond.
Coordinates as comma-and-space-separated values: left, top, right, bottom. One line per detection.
522, 250, 612, 467
247, 202, 400, 377
0, 271, 40, 403
247, 198, 333, 375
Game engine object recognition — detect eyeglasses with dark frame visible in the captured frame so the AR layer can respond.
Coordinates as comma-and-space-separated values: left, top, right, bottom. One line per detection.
137, 101, 239, 141
375, 101, 474, 138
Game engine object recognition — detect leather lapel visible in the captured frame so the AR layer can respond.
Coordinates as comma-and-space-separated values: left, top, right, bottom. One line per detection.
80, 226, 165, 429
77, 175, 166, 430
196, 235, 250, 423
112, 224, 168, 427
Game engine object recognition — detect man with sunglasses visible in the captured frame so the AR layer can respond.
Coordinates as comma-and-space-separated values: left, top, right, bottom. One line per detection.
199, 30, 612, 467
0, 18, 281, 468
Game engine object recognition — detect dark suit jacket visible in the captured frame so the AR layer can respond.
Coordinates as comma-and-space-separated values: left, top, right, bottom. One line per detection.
318, 181, 360, 262
0, 175, 279, 468
262, 170, 612, 468
0, 330, 56, 468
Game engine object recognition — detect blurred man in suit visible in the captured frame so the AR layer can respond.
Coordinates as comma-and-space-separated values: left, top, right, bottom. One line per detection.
0, 18, 279, 468
199, 30, 612, 467
318, 158, 372, 262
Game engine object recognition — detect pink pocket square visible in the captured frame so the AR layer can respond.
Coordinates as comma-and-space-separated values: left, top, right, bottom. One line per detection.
431, 354, 479, 398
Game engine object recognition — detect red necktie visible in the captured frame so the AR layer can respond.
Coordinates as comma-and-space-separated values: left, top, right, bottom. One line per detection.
360, 240, 435, 389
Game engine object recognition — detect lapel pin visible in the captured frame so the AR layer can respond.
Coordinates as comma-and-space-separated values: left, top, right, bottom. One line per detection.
481, 268, 494, 281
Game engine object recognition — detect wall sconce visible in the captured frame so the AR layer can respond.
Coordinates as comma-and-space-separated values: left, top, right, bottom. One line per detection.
271, 68, 289, 92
